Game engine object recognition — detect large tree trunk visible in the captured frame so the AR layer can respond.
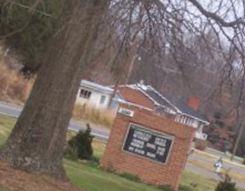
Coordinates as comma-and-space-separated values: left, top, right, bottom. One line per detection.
0, 0, 107, 179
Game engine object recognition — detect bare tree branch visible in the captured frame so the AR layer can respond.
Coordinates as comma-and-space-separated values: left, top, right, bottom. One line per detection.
188, 0, 245, 27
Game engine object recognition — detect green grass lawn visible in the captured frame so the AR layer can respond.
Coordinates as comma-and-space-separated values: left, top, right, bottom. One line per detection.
0, 188, 8, 191
0, 114, 243, 191
0, 115, 15, 146
65, 160, 161, 191
181, 171, 217, 191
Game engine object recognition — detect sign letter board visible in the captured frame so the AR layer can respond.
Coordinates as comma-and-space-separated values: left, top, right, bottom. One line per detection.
123, 123, 173, 164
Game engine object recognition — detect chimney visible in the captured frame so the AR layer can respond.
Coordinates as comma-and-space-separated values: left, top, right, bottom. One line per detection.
187, 96, 200, 111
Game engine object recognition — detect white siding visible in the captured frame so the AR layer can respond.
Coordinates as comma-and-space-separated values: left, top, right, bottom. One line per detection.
76, 87, 111, 109
174, 115, 207, 140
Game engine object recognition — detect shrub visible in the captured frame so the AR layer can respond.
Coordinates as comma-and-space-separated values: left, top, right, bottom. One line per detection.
64, 146, 79, 161
103, 163, 116, 173
67, 124, 94, 160
194, 139, 207, 151
215, 174, 237, 191
119, 172, 141, 182
179, 185, 194, 191
158, 185, 174, 191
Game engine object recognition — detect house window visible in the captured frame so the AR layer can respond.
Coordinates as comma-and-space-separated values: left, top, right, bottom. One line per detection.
100, 95, 106, 104
79, 89, 91, 99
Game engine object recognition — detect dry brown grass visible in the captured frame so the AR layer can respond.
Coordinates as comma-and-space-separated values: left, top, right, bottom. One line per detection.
73, 104, 115, 128
0, 55, 33, 104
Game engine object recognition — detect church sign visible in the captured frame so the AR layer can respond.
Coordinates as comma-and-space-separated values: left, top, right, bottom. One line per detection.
101, 104, 195, 190
123, 123, 173, 164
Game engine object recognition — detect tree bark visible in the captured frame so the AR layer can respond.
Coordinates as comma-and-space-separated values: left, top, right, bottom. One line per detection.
0, 0, 107, 179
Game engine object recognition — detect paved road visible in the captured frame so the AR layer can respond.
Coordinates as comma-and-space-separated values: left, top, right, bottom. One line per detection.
0, 101, 110, 141
0, 101, 244, 189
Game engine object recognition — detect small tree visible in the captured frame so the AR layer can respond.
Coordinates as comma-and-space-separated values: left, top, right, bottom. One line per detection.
215, 174, 237, 191
68, 124, 94, 160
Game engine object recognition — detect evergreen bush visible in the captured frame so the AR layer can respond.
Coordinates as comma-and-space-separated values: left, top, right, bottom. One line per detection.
215, 174, 237, 191
67, 124, 94, 160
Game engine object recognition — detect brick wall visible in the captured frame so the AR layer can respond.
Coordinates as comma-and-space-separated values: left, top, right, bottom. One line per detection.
100, 104, 195, 190
118, 87, 155, 109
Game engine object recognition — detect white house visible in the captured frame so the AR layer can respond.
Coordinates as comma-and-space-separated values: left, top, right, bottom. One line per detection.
76, 80, 209, 140
76, 80, 115, 109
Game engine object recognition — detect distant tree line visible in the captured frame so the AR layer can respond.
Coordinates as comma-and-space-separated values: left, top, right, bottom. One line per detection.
0, 0, 63, 75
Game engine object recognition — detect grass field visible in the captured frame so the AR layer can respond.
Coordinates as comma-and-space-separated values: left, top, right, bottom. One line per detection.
0, 114, 243, 191
0, 115, 15, 146
0, 188, 8, 191
65, 160, 162, 191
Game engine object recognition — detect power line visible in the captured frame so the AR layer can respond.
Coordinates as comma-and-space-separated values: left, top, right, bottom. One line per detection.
10, 2, 56, 18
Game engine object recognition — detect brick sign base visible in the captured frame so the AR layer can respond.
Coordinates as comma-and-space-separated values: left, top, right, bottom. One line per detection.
100, 104, 195, 190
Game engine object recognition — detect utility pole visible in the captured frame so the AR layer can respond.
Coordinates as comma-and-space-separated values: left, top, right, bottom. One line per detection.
231, 122, 245, 161
108, 79, 119, 109
125, 54, 141, 84
109, 54, 141, 108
